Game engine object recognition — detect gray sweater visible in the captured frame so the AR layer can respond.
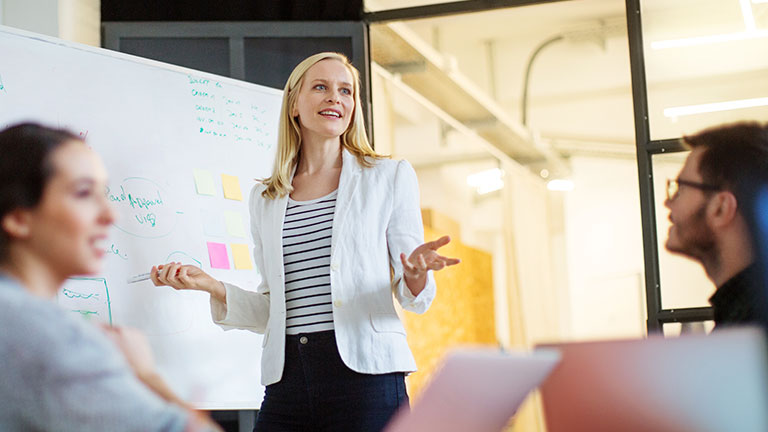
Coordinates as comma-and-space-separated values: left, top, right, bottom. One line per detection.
0, 274, 188, 431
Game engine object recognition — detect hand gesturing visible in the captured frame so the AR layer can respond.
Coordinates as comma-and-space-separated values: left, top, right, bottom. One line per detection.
399, 235, 460, 295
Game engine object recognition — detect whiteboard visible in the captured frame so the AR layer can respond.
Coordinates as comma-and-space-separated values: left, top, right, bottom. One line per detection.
0, 25, 282, 409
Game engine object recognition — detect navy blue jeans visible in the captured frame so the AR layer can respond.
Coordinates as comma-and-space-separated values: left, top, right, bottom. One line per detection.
254, 330, 410, 432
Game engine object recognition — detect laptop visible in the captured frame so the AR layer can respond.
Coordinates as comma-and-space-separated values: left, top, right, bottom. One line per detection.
538, 327, 768, 432
384, 348, 560, 432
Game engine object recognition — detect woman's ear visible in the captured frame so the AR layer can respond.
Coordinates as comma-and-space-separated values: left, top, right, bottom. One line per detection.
1, 209, 31, 240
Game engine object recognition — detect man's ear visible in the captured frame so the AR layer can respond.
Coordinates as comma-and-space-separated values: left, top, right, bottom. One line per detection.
707, 191, 738, 228
1, 209, 31, 240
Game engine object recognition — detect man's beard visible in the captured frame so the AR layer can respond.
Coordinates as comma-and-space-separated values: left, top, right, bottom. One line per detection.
666, 203, 717, 264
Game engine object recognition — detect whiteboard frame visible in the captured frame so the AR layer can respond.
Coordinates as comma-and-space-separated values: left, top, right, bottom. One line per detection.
0, 24, 282, 99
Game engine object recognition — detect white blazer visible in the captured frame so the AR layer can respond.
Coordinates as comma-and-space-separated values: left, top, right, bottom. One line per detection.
210, 149, 436, 386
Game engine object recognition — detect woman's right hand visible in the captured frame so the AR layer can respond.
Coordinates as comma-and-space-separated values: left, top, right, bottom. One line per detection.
101, 325, 157, 380
150, 262, 224, 300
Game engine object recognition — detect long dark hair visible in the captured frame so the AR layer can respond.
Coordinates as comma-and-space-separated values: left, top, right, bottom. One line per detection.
0, 123, 82, 260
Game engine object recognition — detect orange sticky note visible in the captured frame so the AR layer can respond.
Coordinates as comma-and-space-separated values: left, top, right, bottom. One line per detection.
221, 174, 243, 201
231, 243, 253, 270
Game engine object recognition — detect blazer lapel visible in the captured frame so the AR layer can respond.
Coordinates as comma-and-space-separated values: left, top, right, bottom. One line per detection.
266, 167, 293, 282
331, 149, 362, 256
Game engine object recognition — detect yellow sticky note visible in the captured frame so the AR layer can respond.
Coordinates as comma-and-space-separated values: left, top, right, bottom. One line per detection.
221, 174, 243, 201
193, 169, 216, 196
231, 243, 253, 270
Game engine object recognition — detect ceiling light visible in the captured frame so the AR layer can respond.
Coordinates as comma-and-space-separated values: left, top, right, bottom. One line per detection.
664, 97, 768, 117
467, 168, 504, 195
547, 179, 575, 192
651, 29, 768, 49
653, 0, 764, 49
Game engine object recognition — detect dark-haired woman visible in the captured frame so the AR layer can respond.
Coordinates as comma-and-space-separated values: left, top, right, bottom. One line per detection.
0, 123, 221, 432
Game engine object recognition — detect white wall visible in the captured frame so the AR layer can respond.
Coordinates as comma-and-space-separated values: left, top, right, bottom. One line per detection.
59, 0, 100, 46
562, 154, 717, 339
2, 0, 59, 37
563, 156, 646, 339
1, 0, 100, 46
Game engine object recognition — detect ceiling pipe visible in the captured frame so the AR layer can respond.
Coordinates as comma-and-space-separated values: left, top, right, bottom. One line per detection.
520, 34, 564, 127
521, 19, 625, 127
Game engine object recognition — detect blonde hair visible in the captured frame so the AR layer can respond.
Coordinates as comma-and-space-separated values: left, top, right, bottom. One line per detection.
261, 52, 385, 199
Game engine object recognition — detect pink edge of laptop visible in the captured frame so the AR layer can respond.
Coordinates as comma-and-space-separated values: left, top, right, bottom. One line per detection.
537, 327, 768, 432
384, 348, 561, 432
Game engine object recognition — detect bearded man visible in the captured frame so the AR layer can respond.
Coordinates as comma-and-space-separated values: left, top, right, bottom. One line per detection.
664, 122, 768, 328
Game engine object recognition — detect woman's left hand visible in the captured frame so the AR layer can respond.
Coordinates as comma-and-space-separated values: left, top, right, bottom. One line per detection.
400, 235, 460, 296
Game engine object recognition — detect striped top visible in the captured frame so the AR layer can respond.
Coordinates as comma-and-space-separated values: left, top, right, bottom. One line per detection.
282, 189, 337, 335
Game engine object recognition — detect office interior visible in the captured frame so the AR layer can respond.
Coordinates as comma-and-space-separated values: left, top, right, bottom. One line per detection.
2, 0, 768, 430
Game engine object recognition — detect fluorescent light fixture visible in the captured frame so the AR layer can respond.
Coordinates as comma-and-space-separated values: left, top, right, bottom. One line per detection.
467, 168, 504, 195
664, 97, 768, 117
651, 29, 768, 49
547, 179, 575, 192
653, 0, 764, 49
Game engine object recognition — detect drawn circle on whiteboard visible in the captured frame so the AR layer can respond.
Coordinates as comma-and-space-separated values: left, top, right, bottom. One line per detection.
165, 251, 203, 268
108, 177, 180, 239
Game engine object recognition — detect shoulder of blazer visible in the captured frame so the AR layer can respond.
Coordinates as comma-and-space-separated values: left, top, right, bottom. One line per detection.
248, 182, 267, 207
249, 181, 287, 218
358, 156, 403, 178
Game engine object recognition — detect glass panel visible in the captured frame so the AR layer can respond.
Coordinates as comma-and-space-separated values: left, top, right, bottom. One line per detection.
119, 38, 230, 77
370, 0, 642, 349
641, 0, 768, 140
662, 320, 715, 337
243, 37, 352, 89
652, 152, 716, 309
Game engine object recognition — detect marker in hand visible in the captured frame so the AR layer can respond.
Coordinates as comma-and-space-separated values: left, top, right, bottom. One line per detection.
127, 266, 179, 284
127, 272, 155, 284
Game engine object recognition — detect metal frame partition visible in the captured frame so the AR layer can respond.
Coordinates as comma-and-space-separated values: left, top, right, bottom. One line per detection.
624, 0, 714, 333
363, 0, 561, 22
367, 0, 716, 334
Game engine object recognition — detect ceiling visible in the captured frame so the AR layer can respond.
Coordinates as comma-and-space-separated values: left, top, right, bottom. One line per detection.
368, 0, 768, 159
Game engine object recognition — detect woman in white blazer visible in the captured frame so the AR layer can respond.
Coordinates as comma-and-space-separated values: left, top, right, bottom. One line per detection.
152, 52, 459, 431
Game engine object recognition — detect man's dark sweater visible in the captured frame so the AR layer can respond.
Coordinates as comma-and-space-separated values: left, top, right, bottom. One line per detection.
709, 264, 768, 328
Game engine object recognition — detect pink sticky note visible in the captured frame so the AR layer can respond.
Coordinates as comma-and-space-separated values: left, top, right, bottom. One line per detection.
206, 242, 230, 269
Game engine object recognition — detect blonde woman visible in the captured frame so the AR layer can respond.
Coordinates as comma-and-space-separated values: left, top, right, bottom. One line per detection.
153, 52, 459, 431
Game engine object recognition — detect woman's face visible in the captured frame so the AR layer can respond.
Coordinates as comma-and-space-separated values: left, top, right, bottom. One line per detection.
292, 59, 355, 141
23, 141, 115, 279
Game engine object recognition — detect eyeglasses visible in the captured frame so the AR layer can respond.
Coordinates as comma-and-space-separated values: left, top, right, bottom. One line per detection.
666, 178, 721, 201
